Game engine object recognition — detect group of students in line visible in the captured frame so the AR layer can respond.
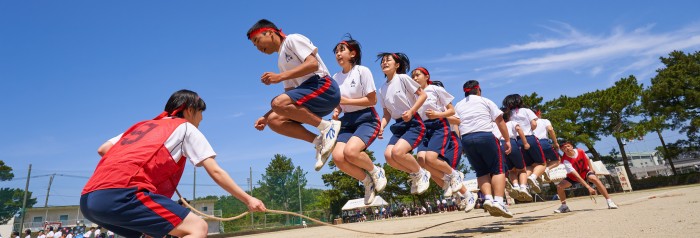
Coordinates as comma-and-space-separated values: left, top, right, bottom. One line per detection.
78, 19, 618, 238
12, 227, 112, 238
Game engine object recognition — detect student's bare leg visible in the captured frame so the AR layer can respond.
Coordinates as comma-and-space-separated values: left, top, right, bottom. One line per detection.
332, 142, 366, 181
418, 152, 445, 187
266, 112, 316, 143
588, 175, 611, 199
391, 139, 420, 173
547, 160, 560, 170
518, 169, 528, 187
270, 94, 322, 127
477, 174, 492, 196
385, 145, 411, 173
556, 180, 572, 203
531, 163, 546, 177
169, 213, 208, 238
424, 151, 454, 175
491, 173, 506, 197
344, 137, 375, 171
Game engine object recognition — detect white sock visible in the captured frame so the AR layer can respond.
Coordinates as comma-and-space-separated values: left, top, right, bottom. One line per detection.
513, 184, 520, 190
451, 169, 460, 178
362, 175, 371, 184
607, 198, 613, 203
495, 196, 504, 205
312, 136, 321, 146
369, 166, 378, 175
529, 174, 537, 180
442, 174, 451, 181
317, 120, 331, 131
485, 195, 494, 201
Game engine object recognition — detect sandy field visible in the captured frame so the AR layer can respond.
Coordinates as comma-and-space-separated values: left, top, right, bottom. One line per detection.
237, 184, 700, 237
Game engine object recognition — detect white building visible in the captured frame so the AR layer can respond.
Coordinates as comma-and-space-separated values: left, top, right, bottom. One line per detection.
14, 199, 222, 235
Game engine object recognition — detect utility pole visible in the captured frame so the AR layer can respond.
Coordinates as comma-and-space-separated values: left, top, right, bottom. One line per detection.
44, 173, 55, 222
298, 172, 302, 225
20, 164, 32, 232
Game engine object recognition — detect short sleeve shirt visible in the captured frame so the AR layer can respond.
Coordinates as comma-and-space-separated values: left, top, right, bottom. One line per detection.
107, 120, 216, 166
333, 65, 376, 113
454, 95, 503, 134
419, 85, 454, 119
533, 118, 551, 139
378, 74, 421, 119
278, 34, 330, 89
508, 108, 538, 135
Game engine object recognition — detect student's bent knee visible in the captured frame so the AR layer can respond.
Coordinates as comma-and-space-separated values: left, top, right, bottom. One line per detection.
271, 95, 293, 112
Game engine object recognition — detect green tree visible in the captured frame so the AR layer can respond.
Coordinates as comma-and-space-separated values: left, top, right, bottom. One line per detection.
589, 75, 645, 179
543, 95, 604, 160
0, 188, 37, 225
521, 92, 545, 111
0, 161, 13, 181
256, 154, 307, 225
646, 50, 700, 141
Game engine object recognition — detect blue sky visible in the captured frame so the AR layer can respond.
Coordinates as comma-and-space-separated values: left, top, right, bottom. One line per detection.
2, 1, 699, 206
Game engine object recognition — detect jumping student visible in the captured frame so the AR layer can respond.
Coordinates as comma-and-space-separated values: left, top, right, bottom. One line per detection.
499, 112, 532, 202
411, 67, 475, 212
84, 90, 266, 238
502, 94, 546, 194
455, 80, 513, 218
246, 19, 341, 171
330, 36, 386, 205
531, 108, 561, 171
376, 53, 431, 195
554, 141, 618, 213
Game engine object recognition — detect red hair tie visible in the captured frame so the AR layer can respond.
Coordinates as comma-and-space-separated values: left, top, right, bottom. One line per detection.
391, 53, 399, 61
463, 85, 480, 92
415, 67, 431, 84
340, 41, 355, 52
247, 27, 286, 39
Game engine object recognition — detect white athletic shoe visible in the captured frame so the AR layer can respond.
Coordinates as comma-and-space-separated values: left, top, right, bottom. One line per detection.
459, 192, 476, 213
450, 171, 465, 195
607, 200, 618, 209
518, 187, 533, 202
482, 200, 496, 216
442, 176, 453, 197
313, 136, 324, 171
543, 167, 551, 182
554, 204, 570, 213
408, 179, 418, 195
527, 176, 541, 193
371, 166, 387, 193
414, 170, 431, 195
363, 179, 376, 205
492, 202, 513, 218
315, 120, 341, 171
506, 181, 518, 201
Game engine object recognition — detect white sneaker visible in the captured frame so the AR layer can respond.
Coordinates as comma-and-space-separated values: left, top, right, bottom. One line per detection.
316, 120, 341, 171
442, 176, 453, 197
313, 136, 324, 171
371, 166, 387, 193
543, 167, 551, 182
450, 171, 465, 195
482, 199, 496, 216
506, 181, 518, 200
459, 192, 476, 213
518, 187, 533, 202
492, 202, 513, 218
527, 176, 541, 193
408, 179, 417, 194
363, 179, 376, 205
554, 204, 570, 213
414, 170, 431, 195
607, 200, 618, 209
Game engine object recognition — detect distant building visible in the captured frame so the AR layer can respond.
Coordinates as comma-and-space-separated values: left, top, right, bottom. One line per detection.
613, 150, 700, 178
14, 199, 222, 235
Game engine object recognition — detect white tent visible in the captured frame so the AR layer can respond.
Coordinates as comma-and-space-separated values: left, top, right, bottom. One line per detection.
341, 196, 388, 211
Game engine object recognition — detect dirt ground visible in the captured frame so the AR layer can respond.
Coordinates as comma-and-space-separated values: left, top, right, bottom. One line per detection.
237, 184, 700, 237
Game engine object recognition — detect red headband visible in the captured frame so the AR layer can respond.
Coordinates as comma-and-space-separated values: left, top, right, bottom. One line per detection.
339, 41, 355, 52
391, 53, 399, 60
247, 27, 285, 39
463, 85, 480, 93
415, 67, 431, 84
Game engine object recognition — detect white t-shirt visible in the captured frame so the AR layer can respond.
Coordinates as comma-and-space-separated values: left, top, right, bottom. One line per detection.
38, 235, 46, 238
53, 231, 61, 238
418, 85, 454, 120
454, 95, 503, 134
83, 231, 92, 238
506, 121, 520, 138
533, 118, 551, 139
47, 232, 54, 238
66, 234, 73, 238
24, 235, 30, 238
378, 74, 421, 119
508, 108, 538, 136
491, 122, 502, 140
562, 149, 582, 174
332, 65, 376, 113
278, 34, 330, 89
107, 119, 216, 166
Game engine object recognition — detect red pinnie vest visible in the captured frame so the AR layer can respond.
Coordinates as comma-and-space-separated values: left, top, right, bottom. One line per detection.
82, 117, 188, 197
561, 148, 592, 181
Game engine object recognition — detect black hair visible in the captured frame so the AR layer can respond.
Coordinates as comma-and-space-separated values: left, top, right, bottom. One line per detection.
431, 80, 444, 87
246, 19, 282, 39
376, 52, 410, 75
463, 80, 480, 96
25, 229, 31, 235
164, 89, 207, 118
333, 33, 362, 65
502, 94, 524, 119
500, 107, 510, 121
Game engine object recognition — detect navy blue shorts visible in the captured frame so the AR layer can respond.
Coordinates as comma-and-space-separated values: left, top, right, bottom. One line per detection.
388, 114, 425, 149
417, 118, 462, 169
80, 188, 190, 238
519, 135, 546, 166
461, 132, 503, 177
284, 75, 341, 117
539, 139, 561, 162
337, 107, 381, 148
504, 138, 526, 170
564, 171, 596, 185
